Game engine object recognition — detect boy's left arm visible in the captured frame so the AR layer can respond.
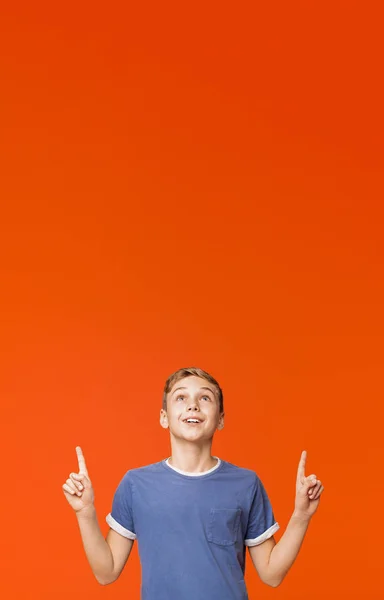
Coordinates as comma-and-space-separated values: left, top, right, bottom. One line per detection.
248, 450, 324, 588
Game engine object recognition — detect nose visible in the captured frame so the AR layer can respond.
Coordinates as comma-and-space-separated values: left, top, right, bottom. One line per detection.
186, 399, 199, 411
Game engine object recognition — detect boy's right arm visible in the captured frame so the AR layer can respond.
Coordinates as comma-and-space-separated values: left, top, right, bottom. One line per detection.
76, 506, 134, 585
63, 446, 134, 585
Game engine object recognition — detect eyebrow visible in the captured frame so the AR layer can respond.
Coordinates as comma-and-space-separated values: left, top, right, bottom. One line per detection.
172, 386, 215, 396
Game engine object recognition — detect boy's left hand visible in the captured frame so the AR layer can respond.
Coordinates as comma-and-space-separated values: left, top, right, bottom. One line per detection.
294, 450, 324, 520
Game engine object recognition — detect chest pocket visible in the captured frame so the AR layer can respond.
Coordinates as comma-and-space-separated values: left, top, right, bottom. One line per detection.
207, 508, 242, 546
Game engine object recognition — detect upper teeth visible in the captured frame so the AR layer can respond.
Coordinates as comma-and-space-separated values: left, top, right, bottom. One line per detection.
186, 419, 200, 423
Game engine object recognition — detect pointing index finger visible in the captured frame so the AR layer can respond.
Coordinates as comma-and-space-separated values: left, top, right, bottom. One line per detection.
76, 446, 88, 476
297, 450, 307, 482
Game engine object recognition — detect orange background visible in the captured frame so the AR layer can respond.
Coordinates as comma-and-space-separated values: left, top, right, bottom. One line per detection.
1, 2, 383, 598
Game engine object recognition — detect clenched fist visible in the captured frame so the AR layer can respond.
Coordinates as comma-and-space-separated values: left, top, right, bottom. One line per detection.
62, 446, 95, 514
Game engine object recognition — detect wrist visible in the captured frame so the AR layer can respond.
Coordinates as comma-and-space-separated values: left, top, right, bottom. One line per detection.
76, 505, 96, 520
292, 510, 311, 524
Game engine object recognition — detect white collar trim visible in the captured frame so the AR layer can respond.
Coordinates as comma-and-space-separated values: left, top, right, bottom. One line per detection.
165, 456, 221, 476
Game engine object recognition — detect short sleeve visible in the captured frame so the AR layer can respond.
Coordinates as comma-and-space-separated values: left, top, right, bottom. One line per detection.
244, 474, 280, 547
106, 471, 137, 540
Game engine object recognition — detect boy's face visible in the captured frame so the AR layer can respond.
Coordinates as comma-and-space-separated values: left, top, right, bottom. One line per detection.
160, 375, 224, 440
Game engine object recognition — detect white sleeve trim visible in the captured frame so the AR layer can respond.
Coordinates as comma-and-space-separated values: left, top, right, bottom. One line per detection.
106, 513, 137, 540
244, 522, 280, 546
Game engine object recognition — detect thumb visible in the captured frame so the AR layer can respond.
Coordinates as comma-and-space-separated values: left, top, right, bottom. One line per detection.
71, 472, 89, 483
300, 475, 317, 495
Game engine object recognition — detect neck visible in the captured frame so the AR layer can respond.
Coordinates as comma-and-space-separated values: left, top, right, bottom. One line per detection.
168, 439, 217, 473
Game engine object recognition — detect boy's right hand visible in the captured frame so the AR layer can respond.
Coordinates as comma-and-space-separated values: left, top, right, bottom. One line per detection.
62, 446, 95, 514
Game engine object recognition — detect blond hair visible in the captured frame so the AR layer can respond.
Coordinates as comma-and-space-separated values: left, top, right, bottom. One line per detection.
162, 366, 224, 413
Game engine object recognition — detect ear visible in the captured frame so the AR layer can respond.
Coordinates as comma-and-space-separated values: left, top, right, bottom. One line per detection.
217, 413, 225, 430
160, 409, 169, 429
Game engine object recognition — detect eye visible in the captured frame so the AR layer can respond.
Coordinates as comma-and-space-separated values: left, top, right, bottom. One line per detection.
201, 396, 211, 401
176, 395, 185, 401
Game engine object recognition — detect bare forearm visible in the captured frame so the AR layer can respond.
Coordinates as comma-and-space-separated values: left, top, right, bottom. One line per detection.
76, 507, 114, 585
267, 512, 310, 586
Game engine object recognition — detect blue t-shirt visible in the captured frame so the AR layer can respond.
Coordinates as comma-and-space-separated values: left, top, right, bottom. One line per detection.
106, 456, 279, 600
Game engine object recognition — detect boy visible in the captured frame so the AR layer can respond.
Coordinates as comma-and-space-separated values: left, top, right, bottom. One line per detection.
63, 366, 324, 598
